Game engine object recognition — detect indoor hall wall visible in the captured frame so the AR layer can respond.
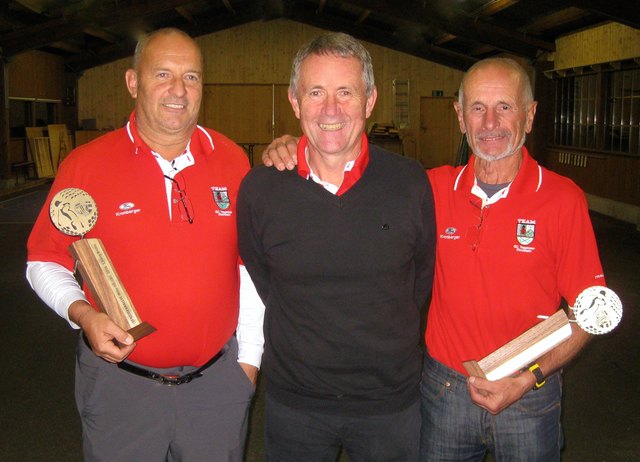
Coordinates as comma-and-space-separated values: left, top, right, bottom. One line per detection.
5, 51, 67, 169
545, 22, 640, 228
554, 22, 640, 70
77, 19, 463, 159
8, 50, 64, 100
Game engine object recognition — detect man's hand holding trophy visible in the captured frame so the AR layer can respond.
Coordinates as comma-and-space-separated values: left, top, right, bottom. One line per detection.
49, 188, 155, 341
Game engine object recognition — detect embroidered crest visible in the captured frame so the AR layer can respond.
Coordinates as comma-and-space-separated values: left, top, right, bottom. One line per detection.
516, 220, 535, 245
211, 186, 230, 210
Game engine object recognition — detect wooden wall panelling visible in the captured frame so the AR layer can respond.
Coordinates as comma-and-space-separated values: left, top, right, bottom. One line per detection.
75, 130, 105, 147
555, 23, 640, 70
1, 59, 8, 180
419, 97, 462, 168
8, 50, 65, 100
9, 139, 26, 163
203, 84, 273, 143
24, 127, 45, 163
198, 21, 312, 84
77, 59, 133, 131
273, 85, 302, 139
30, 136, 55, 178
48, 124, 73, 169
545, 150, 640, 206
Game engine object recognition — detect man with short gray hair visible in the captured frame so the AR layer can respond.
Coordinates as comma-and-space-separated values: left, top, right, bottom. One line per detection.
238, 32, 436, 461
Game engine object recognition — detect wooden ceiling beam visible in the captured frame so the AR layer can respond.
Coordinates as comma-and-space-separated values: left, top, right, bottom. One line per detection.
433, 33, 456, 46
337, 0, 555, 56
221, 0, 236, 15
0, 0, 198, 56
566, 0, 640, 29
83, 26, 118, 44
64, 4, 262, 72
470, 0, 520, 18
355, 10, 371, 25
522, 7, 590, 35
175, 6, 196, 24
286, 4, 477, 71
48, 40, 82, 54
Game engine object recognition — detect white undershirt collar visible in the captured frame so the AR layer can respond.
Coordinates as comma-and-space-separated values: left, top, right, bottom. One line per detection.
151, 142, 195, 219
304, 147, 356, 195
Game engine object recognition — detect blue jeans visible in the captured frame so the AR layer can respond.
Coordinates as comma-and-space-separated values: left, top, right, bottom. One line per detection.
420, 354, 563, 461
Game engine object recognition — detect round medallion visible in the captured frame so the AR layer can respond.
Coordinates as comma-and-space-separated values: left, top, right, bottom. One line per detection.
49, 188, 98, 236
572, 286, 622, 335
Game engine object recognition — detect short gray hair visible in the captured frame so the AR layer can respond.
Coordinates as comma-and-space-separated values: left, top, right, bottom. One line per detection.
289, 32, 375, 97
458, 58, 533, 106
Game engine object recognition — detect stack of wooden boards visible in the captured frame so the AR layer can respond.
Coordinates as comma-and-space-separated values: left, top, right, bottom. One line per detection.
25, 124, 73, 178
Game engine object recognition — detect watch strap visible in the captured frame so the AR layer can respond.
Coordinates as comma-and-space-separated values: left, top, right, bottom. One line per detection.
528, 363, 546, 389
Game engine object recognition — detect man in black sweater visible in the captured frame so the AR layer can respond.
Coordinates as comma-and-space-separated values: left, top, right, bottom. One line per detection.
237, 32, 435, 462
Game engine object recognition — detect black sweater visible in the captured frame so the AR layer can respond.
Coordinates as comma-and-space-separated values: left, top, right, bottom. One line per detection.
238, 146, 436, 415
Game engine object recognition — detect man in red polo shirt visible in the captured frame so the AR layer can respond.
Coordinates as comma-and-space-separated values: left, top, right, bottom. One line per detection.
419, 58, 604, 461
27, 28, 264, 461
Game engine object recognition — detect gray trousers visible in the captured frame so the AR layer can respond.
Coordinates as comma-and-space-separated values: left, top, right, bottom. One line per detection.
75, 334, 255, 462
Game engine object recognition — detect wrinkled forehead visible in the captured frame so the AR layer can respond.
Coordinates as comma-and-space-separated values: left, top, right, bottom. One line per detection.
463, 65, 525, 103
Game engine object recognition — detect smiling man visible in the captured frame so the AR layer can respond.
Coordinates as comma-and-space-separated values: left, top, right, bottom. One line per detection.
421, 58, 605, 462
237, 33, 436, 461
26, 28, 264, 461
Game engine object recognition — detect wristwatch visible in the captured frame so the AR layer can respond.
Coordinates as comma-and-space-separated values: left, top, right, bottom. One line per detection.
528, 363, 546, 390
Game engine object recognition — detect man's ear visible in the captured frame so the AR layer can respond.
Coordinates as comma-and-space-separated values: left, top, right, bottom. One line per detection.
453, 101, 466, 134
288, 88, 301, 120
365, 86, 378, 118
125, 69, 138, 99
525, 100, 538, 134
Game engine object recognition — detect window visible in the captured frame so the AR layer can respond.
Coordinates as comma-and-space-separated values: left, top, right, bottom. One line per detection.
552, 63, 639, 156
553, 74, 597, 149
9, 98, 60, 138
604, 68, 640, 154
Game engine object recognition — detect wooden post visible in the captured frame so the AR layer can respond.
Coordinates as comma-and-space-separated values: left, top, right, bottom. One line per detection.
0, 57, 12, 184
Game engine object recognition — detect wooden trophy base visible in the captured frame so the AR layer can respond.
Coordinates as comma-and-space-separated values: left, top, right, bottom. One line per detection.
463, 310, 572, 381
127, 322, 156, 341
70, 238, 156, 341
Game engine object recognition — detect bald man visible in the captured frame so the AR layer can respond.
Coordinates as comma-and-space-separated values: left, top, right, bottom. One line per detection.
27, 28, 264, 461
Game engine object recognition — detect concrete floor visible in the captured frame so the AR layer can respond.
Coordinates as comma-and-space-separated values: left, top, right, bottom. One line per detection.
0, 182, 638, 461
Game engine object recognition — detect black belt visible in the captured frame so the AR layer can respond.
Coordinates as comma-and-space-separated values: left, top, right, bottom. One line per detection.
117, 347, 226, 386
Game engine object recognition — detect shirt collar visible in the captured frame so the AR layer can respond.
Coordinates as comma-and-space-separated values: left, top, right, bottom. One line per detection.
454, 146, 543, 197
125, 110, 215, 159
153, 144, 195, 176
471, 178, 512, 205
296, 133, 370, 195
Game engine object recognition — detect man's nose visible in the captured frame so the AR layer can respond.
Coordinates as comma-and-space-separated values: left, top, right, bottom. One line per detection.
483, 109, 499, 130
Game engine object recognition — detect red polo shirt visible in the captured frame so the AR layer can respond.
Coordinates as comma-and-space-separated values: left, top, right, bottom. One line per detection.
425, 148, 605, 375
